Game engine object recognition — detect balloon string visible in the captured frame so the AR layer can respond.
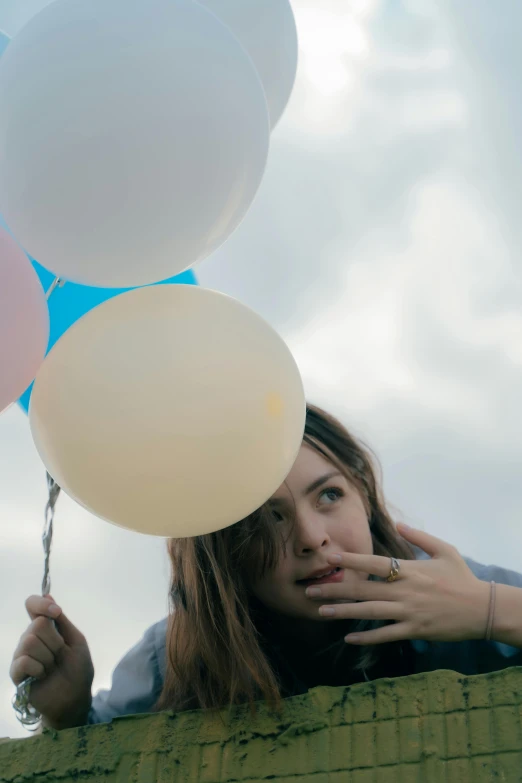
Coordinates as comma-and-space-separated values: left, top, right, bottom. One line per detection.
39, 290, 62, 594
42, 472, 60, 596
45, 277, 65, 300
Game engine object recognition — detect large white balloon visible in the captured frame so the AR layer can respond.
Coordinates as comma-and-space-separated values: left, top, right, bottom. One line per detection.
198, 0, 298, 128
0, 1, 53, 38
0, 0, 52, 38
30, 285, 306, 538
0, 0, 270, 288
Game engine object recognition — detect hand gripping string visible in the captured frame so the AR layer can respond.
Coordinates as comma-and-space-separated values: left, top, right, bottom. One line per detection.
12, 474, 61, 729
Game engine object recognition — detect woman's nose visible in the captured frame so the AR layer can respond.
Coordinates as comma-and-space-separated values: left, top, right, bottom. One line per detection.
293, 511, 330, 553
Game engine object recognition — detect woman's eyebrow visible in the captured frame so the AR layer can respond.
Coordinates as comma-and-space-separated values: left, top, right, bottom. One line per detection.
269, 472, 344, 507
303, 472, 343, 497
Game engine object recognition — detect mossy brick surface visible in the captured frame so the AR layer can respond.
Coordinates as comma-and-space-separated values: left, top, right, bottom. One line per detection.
1, 667, 522, 782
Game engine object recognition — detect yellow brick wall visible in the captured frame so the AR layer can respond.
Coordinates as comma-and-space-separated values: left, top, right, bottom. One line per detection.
1, 667, 522, 782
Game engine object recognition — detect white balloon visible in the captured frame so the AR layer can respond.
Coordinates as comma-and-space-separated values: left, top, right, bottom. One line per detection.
0, 0, 53, 38
198, 0, 298, 128
0, 0, 269, 288
30, 285, 306, 538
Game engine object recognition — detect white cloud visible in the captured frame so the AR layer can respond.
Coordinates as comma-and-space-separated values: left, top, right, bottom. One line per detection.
283, 1, 379, 136
289, 168, 522, 442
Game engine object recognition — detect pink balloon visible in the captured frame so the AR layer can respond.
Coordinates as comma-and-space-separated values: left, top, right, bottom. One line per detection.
0, 228, 49, 413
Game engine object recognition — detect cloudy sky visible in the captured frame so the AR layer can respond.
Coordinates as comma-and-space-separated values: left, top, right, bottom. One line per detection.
1, 0, 522, 739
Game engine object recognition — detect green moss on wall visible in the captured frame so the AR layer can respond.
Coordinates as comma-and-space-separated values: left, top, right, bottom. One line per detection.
2, 667, 522, 782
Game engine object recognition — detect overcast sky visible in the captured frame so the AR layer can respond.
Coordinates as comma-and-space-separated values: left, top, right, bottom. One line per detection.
1, 0, 522, 739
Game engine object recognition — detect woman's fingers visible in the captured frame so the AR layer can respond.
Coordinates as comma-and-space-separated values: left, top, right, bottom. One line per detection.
344, 622, 413, 646
318, 601, 405, 622
326, 552, 392, 578
19, 616, 65, 656
326, 529, 461, 580
326, 551, 413, 580
396, 524, 459, 559
25, 594, 62, 622
10, 605, 66, 687
10, 626, 60, 685
10, 655, 48, 685
306, 579, 404, 602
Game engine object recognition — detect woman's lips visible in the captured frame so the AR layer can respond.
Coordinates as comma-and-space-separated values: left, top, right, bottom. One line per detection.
296, 567, 344, 587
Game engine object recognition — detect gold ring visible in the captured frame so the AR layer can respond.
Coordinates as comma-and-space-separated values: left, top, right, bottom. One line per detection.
386, 557, 401, 582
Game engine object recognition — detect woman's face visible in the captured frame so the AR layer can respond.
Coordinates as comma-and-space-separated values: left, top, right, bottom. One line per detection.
249, 444, 373, 623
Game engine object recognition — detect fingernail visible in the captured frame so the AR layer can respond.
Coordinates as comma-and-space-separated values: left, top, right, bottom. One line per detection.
306, 587, 322, 597
48, 604, 61, 617
398, 523, 411, 530
344, 634, 361, 643
328, 554, 342, 564
319, 607, 335, 616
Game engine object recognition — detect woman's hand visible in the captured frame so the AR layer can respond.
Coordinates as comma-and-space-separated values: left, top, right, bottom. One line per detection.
10, 595, 94, 729
305, 524, 492, 645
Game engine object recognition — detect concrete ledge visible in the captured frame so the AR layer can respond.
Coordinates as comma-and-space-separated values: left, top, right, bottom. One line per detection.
1, 667, 522, 782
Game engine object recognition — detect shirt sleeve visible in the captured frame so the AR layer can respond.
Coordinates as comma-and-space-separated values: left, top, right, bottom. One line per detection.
463, 556, 522, 589
87, 621, 165, 725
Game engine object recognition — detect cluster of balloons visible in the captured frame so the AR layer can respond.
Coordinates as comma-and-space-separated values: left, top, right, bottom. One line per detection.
0, 0, 305, 537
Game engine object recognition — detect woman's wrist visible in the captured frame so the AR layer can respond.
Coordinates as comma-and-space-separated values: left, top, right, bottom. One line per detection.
40, 697, 92, 732
41, 711, 90, 732
487, 583, 522, 649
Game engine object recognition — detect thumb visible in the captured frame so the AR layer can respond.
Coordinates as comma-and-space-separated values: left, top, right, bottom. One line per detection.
397, 523, 457, 558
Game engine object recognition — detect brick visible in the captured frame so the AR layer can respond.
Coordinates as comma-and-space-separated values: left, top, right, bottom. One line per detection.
445, 710, 469, 759
351, 721, 376, 768
490, 705, 522, 752
398, 716, 423, 763
375, 718, 400, 767
375, 680, 400, 722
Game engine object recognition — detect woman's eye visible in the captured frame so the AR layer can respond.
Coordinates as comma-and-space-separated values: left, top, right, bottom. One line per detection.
319, 487, 343, 505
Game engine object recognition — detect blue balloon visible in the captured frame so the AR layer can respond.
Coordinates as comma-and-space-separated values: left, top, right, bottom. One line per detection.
0, 30, 9, 58
17, 259, 197, 413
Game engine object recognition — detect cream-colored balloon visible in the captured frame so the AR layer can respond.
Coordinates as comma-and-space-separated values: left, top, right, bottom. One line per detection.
30, 285, 305, 537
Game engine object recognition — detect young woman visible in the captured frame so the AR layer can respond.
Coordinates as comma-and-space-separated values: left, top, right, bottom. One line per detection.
11, 405, 522, 730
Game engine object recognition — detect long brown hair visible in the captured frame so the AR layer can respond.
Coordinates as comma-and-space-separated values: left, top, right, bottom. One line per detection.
152, 404, 415, 718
